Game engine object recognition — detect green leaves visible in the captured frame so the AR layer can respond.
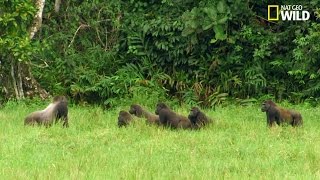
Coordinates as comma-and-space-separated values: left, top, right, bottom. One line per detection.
182, 0, 229, 43
3, 0, 317, 104
0, 0, 37, 62
212, 25, 227, 42
217, 0, 226, 13
203, 7, 217, 22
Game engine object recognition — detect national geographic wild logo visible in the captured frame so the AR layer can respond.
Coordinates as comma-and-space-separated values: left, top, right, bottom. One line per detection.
268, 5, 310, 21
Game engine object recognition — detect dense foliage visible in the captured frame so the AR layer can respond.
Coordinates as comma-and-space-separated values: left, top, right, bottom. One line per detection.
1, 0, 320, 106
0, 0, 37, 102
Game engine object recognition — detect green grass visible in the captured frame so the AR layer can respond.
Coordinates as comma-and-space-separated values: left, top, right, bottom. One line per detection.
1, 102, 320, 179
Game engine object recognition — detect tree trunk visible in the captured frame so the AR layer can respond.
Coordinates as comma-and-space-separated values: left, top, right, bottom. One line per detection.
1, 0, 53, 100
29, 0, 46, 39
1, 56, 49, 100
24, 0, 49, 99
54, 0, 61, 13
0, 0, 49, 100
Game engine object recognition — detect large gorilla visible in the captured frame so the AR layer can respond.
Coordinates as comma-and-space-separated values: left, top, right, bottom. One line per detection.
24, 96, 69, 127
155, 102, 191, 129
261, 100, 303, 127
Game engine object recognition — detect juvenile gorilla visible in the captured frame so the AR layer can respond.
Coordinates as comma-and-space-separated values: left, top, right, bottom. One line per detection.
188, 107, 212, 129
155, 102, 191, 129
24, 96, 69, 127
118, 110, 134, 127
261, 100, 303, 127
129, 104, 160, 125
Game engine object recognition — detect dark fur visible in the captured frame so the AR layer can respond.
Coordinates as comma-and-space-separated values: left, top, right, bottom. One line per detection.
261, 100, 303, 127
129, 104, 160, 125
118, 110, 133, 127
24, 96, 69, 127
188, 107, 212, 129
155, 102, 191, 129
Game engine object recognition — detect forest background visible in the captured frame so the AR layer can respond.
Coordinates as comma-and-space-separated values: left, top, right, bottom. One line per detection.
1, 0, 320, 107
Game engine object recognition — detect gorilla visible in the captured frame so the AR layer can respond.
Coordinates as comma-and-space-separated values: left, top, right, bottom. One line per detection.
261, 100, 303, 127
24, 96, 68, 127
155, 102, 191, 129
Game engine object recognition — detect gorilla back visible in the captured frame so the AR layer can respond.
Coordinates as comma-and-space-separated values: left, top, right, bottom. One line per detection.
24, 96, 69, 127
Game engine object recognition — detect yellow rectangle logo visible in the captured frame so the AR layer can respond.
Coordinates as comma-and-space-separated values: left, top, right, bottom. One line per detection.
268, 5, 279, 21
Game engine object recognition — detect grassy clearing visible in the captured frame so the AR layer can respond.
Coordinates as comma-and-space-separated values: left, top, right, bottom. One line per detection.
0, 102, 320, 179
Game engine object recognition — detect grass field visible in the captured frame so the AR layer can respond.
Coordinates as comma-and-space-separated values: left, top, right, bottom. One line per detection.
0, 101, 320, 179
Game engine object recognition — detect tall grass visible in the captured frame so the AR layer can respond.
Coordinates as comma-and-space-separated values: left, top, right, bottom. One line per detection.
0, 101, 320, 179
